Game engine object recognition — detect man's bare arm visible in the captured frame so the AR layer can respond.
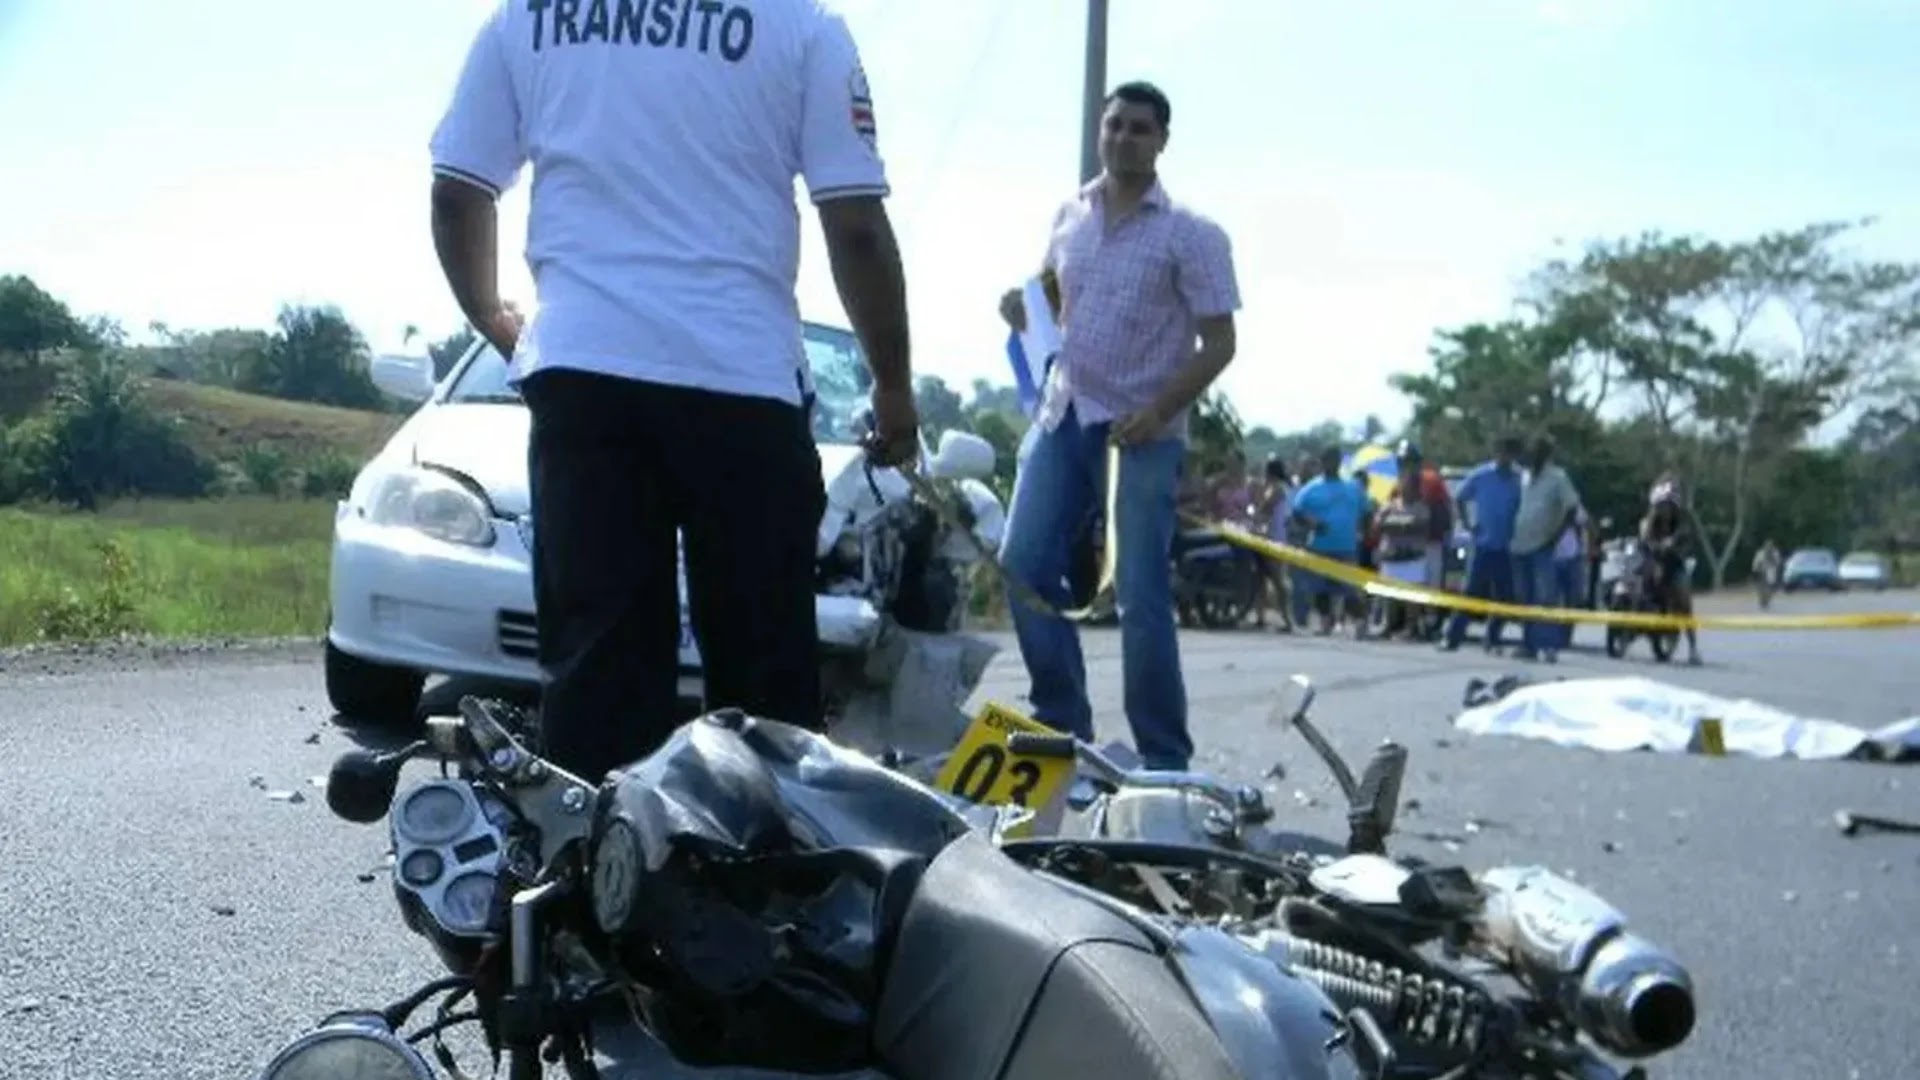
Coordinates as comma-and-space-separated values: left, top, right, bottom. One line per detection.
430, 176, 518, 356
1148, 314, 1238, 420
817, 196, 910, 392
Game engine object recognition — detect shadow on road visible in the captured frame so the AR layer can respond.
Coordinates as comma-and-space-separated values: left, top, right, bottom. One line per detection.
328, 675, 540, 752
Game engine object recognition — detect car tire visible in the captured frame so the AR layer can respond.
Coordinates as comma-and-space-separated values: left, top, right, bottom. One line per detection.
325, 640, 426, 728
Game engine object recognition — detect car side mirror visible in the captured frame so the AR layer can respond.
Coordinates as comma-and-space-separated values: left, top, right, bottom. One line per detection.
371, 354, 435, 403
928, 430, 996, 481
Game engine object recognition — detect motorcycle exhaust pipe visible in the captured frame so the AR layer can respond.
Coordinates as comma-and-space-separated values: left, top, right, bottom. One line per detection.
1467, 867, 1697, 1058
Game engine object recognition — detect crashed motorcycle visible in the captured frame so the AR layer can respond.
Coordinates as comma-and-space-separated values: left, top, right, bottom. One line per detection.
261, 671, 1696, 1080
262, 697, 1362, 1080
994, 675, 1698, 1080
802, 427, 1010, 758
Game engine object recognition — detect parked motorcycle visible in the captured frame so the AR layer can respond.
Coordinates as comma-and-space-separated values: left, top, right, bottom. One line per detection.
1062, 516, 1262, 630
1174, 528, 1264, 629
1000, 675, 1698, 1080
263, 697, 1365, 1080
1602, 541, 1681, 662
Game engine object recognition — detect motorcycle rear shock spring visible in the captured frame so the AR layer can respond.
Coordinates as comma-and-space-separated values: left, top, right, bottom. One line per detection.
1284, 936, 1490, 1056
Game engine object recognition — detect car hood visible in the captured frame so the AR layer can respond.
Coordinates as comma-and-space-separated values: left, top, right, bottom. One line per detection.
407, 402, 871, 520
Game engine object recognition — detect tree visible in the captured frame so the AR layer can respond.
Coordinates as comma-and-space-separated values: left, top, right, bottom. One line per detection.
1188, 390, 1244, 473
1390, 320, 1575, 465
967, 408, 1025, 501
966, 379, 1023, 417
140, 324, 272, 386
241, 304, 381, 409
428, 326, 479, 380
1528, 220, 1920, 587
11, 347, 212, 508
914, 375, 967, 439
0, 275, 91, 364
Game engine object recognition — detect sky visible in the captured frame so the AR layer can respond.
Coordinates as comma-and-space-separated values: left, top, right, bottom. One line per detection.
3, 0, 1918, 434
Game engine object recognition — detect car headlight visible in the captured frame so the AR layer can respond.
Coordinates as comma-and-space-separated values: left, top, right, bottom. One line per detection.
366, 467, 496, 547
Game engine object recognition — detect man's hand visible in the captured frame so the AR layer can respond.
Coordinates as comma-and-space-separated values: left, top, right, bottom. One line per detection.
864, 382, 920, 467
1110, 405, 1169, 446
478, 304, 524, 359
998, 287, 1027, 333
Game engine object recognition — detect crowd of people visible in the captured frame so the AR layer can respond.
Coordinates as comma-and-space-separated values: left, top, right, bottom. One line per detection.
1187, 435, 1707, 665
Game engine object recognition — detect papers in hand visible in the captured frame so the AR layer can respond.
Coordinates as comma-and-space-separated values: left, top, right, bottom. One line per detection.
1018, 276, 1062, 370
1005, 275, 1062, 419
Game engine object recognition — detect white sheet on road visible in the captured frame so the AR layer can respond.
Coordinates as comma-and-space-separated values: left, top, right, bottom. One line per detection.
1454, 676, 1920, 761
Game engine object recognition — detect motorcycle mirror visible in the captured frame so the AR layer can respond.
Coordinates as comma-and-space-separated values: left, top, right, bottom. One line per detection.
1268, 674, 1317, 731
325, 745, 420, 825
1270, 675, 1359, 805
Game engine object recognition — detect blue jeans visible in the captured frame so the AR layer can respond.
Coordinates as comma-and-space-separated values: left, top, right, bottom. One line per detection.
1290, 556, 1357, 627
1552, 556, 1584, 648
1000, 409, 1190, 770
1445, 547, 1513, 648
1512, 547, 1560, 652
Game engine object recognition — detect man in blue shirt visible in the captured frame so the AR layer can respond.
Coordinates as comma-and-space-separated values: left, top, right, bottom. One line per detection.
1441, 436, 1524, 651
1289, 446, 1365, 635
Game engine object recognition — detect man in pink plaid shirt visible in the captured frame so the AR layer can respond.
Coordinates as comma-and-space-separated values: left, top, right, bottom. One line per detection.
995, 80, 1242, 771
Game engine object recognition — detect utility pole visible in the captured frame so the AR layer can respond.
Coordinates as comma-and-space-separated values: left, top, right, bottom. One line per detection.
1078, 0, 1109, 184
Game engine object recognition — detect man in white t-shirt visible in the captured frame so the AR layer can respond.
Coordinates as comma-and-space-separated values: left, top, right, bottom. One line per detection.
428, 0, 919, 781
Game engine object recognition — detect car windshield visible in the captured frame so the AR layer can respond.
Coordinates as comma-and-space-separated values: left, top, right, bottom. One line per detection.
1841, 552, 1881, 567
1788, 550, 1836, 568
445, 322, 872, 445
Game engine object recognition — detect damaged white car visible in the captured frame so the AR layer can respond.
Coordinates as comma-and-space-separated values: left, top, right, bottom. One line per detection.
327, 322, 1006, 748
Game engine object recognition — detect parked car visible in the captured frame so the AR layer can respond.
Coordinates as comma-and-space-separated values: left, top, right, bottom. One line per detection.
326, 324, 1006, 727
1838, 550, 1891, 591
1781, 547, 1842, 592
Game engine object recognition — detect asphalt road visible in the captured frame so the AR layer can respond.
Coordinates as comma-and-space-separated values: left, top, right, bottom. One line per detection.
2, 589, 1916, 1080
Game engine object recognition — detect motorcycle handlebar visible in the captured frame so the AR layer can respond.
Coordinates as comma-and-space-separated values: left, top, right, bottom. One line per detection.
1003, 732, 1261, 817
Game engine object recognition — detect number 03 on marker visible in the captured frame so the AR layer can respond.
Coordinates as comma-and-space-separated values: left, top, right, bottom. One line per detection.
935, 703, 1075, 811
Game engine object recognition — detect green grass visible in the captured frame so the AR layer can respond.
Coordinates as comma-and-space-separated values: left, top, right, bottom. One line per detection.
0, 497, 335, 646
142, 378, 403, 463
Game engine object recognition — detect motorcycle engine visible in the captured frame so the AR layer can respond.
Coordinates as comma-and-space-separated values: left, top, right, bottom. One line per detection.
386, 778, 512, 972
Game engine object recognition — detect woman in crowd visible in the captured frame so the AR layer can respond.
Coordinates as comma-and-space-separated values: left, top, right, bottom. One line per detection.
1371, 466, 1435, 639
1210, 448, 1257, 527
1252, 454, 1294, 631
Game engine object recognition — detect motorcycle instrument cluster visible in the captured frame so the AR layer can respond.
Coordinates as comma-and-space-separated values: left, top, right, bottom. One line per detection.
388, 779, 506, 941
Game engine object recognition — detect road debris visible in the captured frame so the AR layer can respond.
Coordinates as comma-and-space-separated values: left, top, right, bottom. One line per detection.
1834, 809, 1920, 837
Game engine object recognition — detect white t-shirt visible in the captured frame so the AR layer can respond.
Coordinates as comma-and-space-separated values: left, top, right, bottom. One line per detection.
429, 0, 890, 404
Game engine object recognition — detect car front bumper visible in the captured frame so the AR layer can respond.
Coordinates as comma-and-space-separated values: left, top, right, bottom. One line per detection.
326, 504, 884, 696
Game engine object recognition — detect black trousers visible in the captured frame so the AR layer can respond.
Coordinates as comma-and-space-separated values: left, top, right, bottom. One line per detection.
521, 369, 826, 781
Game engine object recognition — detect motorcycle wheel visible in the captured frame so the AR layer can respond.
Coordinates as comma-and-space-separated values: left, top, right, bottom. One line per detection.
1650, 630, 1679, 662
1604, 625, 1628, 658
1189, 556, 1258, 629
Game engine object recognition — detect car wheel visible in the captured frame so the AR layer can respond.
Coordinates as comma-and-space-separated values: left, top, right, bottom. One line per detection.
325, 640, 426, 728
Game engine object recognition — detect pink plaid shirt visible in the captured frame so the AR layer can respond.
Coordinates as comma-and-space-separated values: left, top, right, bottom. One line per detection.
1036, 177, 1241, 442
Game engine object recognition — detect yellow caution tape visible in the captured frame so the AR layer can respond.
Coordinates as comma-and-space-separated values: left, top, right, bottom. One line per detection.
897, 440, 1917, 632
1200, 520, 1920, 631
